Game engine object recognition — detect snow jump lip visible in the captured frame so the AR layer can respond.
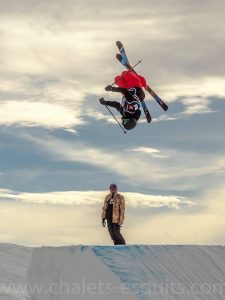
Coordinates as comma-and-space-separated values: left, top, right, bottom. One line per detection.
1, 244, 225, 300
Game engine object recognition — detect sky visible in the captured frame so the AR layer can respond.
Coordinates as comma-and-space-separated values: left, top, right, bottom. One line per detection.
0, 0, 225, 246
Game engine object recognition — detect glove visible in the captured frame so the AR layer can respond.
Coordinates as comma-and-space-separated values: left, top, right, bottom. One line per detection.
99, 97, 106, 105
105, 85, 112, 92
102, 218, 106, 227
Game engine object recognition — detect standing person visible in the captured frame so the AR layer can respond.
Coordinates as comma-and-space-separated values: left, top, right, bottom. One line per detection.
101, 184, 126, 245
99, 70, 147, 130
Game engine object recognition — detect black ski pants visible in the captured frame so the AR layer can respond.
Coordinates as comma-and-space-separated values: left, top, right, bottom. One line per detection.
106, 218, 126, 245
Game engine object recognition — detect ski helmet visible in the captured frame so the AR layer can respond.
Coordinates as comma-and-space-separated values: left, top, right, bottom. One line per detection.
122, 118, 137, 130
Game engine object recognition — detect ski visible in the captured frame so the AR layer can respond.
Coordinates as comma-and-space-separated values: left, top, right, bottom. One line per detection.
145, 85, 168, 112
116, 41, 168, 112
116, 52, 152, 123
116, 41, 129, 67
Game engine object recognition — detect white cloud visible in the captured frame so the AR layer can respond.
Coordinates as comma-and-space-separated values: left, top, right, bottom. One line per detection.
131, 183, 225, 244
130, 147, 160, 154
181, 97, 213, 115
158, 77, 225, 104
0, 188, 193, 209
129, 147, 170, 158
9, 131, 225, 193
13, 132, 176, 186
0, 100, 84, 129
85, 108, 114, 123
153, 115, 178, 123
0, 0, 224, 129
2, 185, 225, 245
0, 188, 15, 194
124, 192, 193, 209
64, 128, 78, 135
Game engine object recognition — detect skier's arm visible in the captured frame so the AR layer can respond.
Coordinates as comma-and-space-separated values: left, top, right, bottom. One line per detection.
118, 196, 125, 226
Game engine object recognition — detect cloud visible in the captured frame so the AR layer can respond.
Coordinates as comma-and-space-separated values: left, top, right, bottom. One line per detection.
130, 183, 225, 244
153, 95, 216, 123
0, 0, 224, 130
64, 128, 78, 135
85, 108, 114, 123
130, 147, 160, 154
181, 97, 213, 115
1, 185, 225, 245
0, 188, 193, 209
129, 147, 170, 158
124, 192, 193, 209
15, 132, 163, 183
152, 115, 178, 123
0, 100, 85, 129
9, 130, 225, 194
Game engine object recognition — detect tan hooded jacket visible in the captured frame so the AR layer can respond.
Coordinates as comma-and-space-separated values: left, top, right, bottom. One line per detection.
101, 193, 125, 225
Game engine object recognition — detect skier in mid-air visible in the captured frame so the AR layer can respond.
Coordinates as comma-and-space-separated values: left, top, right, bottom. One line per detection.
99, 41, 168, 131
99, 70, 147, 130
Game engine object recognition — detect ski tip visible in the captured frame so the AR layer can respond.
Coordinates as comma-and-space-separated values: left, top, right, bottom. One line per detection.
147, 117, 152, 123
116, 41, 123, 48
162, 104, 169, 111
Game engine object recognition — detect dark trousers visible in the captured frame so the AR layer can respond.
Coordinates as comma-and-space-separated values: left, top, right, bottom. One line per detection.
104, 87, 143, 121
106, 218, 126, 245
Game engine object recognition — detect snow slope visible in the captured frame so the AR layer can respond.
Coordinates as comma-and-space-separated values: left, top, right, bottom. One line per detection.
27, 246, 138, 300
0, 244, 32, 300
0, 244, 225, 300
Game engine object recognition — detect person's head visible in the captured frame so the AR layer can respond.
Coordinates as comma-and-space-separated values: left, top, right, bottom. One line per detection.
109, 183, 118, 193
122, 118, 137, 130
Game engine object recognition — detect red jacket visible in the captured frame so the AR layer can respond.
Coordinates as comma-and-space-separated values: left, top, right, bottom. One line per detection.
114, 71, 147, 89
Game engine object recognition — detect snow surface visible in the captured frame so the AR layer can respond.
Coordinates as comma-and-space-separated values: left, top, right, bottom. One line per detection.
0, 244, 32, 300
0, 244, 225, 299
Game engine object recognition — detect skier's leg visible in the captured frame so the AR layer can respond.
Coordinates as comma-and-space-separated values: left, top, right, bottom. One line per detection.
113, 224, 126, 245
135, 87, 145, 101
110, 87, 134, 102
119, 88, 134, 102
106, 218, 116, 245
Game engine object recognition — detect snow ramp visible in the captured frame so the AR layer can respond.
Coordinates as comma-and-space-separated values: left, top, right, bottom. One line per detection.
1, 244, 225, 299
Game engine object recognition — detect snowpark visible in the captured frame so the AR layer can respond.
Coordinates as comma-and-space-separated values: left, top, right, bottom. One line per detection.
1, 244, 225, 299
